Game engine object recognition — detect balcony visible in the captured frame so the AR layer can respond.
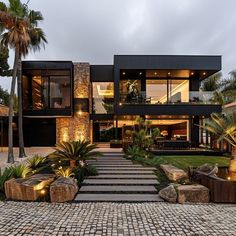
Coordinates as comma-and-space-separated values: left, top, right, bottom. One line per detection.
120, 91, 219, 105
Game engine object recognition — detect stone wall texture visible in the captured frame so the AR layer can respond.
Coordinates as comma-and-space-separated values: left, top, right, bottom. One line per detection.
0, 105, 9, 116
56, 63, 91, 143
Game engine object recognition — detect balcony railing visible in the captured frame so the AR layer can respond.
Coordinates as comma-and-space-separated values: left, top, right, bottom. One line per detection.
120, 91, 219, 105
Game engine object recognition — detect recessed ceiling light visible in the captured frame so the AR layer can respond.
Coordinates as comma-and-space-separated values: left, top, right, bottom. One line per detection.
122, 72, 126, 75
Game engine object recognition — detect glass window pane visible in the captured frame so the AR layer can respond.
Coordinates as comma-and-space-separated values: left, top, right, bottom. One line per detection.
146, 80, 167, 104
32, 76, 43, 110
50, 76, 71, 109
169, 80, 189, 103
92, 82, 114, 114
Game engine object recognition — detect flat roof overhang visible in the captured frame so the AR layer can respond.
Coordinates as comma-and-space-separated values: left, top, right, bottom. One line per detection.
114, 55, 221, 80
22, 61, 74, 70
117, 104, 222, 117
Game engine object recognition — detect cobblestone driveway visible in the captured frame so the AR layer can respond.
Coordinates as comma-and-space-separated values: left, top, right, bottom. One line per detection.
0, 202, 235, 236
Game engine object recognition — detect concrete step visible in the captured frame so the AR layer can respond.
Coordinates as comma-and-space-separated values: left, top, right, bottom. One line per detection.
88, 174, 157, 179
88, 160, 132, 163
83, 179, 159, 185
79, 185, 158, 193
94, 164, 143, 168
95, 166, 156, 170
98, 170, 154, 174
74, 194, 163, 202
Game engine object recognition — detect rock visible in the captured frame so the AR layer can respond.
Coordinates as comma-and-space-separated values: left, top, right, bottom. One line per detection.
177, 184, 210, 204
5, 174, 55, 201
50, 177, 78, 203
159, 185, 177, 203
196, 163, 214, 173
160, 164, 188, 181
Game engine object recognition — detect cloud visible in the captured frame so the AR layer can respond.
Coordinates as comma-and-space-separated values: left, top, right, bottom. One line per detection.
1, 0, 236, 90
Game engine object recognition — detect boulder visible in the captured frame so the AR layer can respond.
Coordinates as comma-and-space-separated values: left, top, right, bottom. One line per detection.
177, 184, 210, 204
50, 177, 78, 203
5, 174, 55, 201
159, 185, 177, 203
160, 164, 188, 181
196, 163, 214, 173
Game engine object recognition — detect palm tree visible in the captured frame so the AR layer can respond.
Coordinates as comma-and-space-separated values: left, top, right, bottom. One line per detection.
201, 113, 236, 172
0, 0, 47, 162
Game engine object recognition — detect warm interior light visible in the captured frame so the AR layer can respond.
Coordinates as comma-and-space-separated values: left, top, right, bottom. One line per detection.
168, 72, 171, 76
191, 72, 194, 76
139, 72, 142, 75
122, 72, 126, 75
154, 72, 157, 76
227, 176, 231, 181
40, 189, 46, 195
119, 102, 122, 106
203, 72, 206, 76
78, 110, 82, 116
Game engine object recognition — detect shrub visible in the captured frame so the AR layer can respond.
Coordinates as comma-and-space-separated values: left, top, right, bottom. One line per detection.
50, 140, 102, 163
126, 145, 147, 159
9, 164, 32, 178
0, 167, 13, 192
54, 167, 74, 178
27, 155, 47, 169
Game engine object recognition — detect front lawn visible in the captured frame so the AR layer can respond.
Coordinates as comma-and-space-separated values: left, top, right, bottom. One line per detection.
133, 155, 230, 171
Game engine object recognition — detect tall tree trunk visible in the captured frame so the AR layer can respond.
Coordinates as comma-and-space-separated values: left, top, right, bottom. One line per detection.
7, 48, 19, 163
229, 146, 236, 173
17, 57, 26, 158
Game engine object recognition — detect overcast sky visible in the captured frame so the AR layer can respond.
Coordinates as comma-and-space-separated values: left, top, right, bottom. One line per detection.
1, 0, 236, 91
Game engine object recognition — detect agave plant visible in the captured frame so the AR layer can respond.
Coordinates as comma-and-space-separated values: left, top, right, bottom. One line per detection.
0, 167, 13, 192
8, 163, 32, 178
54, 167, 74, 178
201, 113, 236, 172
50, 140, 101, 167
27, 155, 46, 169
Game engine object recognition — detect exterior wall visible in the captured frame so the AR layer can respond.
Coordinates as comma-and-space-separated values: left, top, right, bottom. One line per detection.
56, 63, 91, 143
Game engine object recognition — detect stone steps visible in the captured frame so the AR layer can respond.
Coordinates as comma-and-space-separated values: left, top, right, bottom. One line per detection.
74, 194, 163, 202
98, 170, 154, 174
83, 179, 159, 185
87, 174, 157, 179
75, 151, 160, 202
79, 185, 158, 193
95, 166, 156, 170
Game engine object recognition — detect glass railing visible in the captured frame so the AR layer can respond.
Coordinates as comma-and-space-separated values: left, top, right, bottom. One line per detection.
120, 91, 219, 105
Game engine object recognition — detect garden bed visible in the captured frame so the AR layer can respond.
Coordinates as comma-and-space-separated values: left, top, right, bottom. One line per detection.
192, 170, 236, 203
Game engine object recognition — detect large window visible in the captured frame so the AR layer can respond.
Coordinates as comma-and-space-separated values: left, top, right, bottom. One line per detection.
146, 80, 167, 104
92, 82, 114, 114
22, 70, 71, 110
50, 76, 71, 109
169, 79, 189, 103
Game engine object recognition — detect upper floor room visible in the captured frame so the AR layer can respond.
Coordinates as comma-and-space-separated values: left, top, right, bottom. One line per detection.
21, 55, 221, 116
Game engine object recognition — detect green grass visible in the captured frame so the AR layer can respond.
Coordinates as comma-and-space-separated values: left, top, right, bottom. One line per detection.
133, 155, 230, 171
132, 155, 230, 190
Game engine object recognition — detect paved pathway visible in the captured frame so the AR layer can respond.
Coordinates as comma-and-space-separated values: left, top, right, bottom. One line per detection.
75, 152, 161, 202
0, 147, 54, 170
0, 201, 235, 235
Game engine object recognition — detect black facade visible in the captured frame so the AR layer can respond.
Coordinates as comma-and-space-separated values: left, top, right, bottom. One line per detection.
20, 55, 222, 147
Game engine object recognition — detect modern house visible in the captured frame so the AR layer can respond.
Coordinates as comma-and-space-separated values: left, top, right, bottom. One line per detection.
20, 55, 222, 147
